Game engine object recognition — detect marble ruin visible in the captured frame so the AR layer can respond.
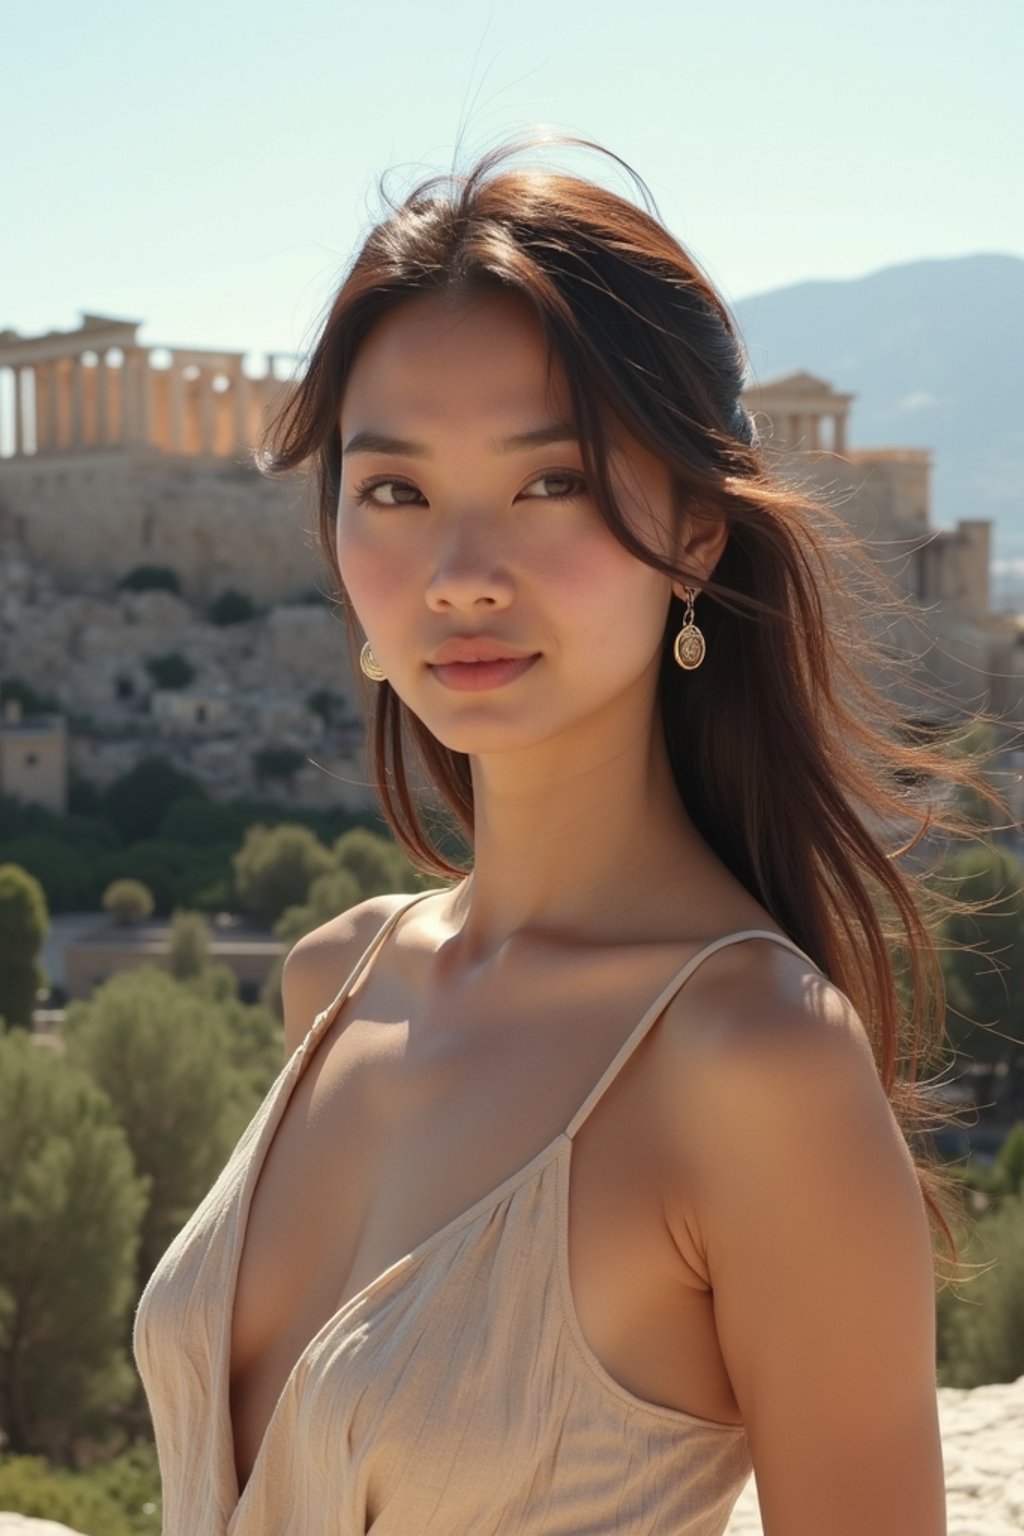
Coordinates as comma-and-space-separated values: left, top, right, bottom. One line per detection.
0, 314, 1022, 820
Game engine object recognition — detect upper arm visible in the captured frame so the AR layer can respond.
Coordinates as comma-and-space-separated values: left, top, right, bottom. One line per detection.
279, 892, 410, 1060
665, 977, 946, 1535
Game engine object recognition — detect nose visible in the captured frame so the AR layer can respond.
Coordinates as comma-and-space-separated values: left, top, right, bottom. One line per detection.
424, 526, 515, 615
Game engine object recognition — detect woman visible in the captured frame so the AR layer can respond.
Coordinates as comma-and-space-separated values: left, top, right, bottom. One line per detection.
134, 135, 1002, 1534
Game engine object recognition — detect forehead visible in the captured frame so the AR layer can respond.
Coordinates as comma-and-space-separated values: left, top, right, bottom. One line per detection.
339, 288, 571, 434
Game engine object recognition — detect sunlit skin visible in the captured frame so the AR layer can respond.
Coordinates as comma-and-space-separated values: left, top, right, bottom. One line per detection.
336, 287, 746, 964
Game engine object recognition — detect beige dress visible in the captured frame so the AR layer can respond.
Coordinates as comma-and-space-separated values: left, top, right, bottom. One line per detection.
133, 888, 822, 1534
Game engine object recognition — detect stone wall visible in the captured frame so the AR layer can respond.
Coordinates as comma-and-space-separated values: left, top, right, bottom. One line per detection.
0, 448, 326, 604
0, 549, 373, 809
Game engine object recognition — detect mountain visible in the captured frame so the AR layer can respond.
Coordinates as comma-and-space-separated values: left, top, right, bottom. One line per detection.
731, 254, 1024, 563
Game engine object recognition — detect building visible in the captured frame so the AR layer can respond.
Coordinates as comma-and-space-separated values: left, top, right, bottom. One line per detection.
0, 697, 68, 814
1, 315, 1022, 797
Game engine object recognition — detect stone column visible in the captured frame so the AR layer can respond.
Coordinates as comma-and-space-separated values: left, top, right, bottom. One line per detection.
121, 351, 139, 443
69, 357, 85, 449
137, 351, 154, 446
231, 364, 248, 451
198, 369, 216, 454
833, 412, 847, 455
807, 413, 821, 451
32, 363, 50, 453
168, 360, 185, 452
32, 364, 47, 453
95, 352, 109, 446
47, 360, 61, 450
12, 366, 26, 455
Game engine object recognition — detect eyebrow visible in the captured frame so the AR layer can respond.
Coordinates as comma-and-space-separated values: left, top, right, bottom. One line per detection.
341, 422, 579, 459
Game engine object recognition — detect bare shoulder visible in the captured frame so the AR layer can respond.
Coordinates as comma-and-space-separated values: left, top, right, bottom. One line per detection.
653, 937, 945, 1534
279, 891, 417, 1059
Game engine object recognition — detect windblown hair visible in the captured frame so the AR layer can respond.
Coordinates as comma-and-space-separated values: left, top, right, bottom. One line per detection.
259, 134, 1016, 1287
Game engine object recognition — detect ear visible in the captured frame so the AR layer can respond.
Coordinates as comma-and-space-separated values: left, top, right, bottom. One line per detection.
670, 511, 730, 603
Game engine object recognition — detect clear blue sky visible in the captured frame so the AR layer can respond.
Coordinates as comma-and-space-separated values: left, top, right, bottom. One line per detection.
3, 0, 1022, 368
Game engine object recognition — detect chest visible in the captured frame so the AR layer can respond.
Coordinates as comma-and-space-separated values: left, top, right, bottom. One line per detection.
227, 959, 742, 1498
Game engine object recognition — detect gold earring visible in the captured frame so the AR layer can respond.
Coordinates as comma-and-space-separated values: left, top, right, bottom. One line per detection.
359, 641, 386, 682
673, 587, 706, 670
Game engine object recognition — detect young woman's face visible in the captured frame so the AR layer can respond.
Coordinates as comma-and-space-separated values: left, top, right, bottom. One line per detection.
336, 287, 682, 759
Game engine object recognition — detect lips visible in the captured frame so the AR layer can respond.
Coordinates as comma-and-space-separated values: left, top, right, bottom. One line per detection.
429, 636, 538, 666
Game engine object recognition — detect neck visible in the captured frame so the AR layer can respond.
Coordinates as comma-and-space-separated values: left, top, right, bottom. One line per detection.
439, 696, 726, 962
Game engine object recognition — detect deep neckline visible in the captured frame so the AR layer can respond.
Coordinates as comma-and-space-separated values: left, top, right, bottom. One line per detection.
222, 899, 811, 1521
222, 1068, 572, 1524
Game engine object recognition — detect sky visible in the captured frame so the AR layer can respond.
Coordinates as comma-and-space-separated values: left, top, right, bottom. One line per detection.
3, 0, 1023, 371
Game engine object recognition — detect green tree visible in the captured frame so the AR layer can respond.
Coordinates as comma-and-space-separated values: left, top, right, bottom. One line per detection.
333, 827, 419, 897
991, 1120, 1024, 1198
949, 719, 1007, 834
274, 868, 363, 949
167, 908, 210, 978
0, 863, 49, 1030
116, 564, 181, 594
253, 745, 307, 789
144, 653, 194, 690
63, 969, 244, 1289
95, 841, 205, 915
102, 879, 155, 926
102, 757, 207, 844
0, 1441, 161, 1534
0, 677, 61, 714
156, 798, 239, 845
0, 1031, 148, 1457
264, 868, 365, 1013
0, 1454, 137, 1535
937, 1187, 1024, 1387
0, 836, 96, 912
208, 589, 257, 625
934, 844, 1024, 1097
232, 822, 333, 926
221, 995, 285, 1100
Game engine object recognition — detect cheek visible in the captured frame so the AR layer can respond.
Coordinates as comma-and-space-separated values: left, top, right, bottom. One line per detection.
539, 525, 669, 645
335, 520, 416, 617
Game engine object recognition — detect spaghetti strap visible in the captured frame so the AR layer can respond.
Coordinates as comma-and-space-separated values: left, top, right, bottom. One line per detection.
565, 928, 824, 1140
301, 888, 437, 1049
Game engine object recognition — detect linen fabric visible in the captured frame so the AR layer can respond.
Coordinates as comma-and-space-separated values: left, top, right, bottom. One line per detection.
134, 890, 823, 1534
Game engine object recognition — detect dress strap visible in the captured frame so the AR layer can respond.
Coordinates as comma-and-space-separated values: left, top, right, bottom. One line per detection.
305, 888, 438, 1044
564, 929, 824, 1141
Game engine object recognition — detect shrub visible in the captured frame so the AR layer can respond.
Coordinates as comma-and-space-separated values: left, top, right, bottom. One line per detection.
0, 862, 49, 1029
0, 1033, 147, 1456
101, 879, 155, 925
253, 745, 307, 785
0, 677, 61, 714
117, 564, 181, 594
208, 588, 258, 625
937, 1186, 1024, 1386
63, 967, 245, 1286
167, 908, 210, 978
144, 653, 194, 690
233, 822, 333, 925
0, 1455, 136, 1535
102, 757, 207, 843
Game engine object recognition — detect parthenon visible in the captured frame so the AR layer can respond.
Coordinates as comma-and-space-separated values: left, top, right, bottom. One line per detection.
0, 312, 292, 458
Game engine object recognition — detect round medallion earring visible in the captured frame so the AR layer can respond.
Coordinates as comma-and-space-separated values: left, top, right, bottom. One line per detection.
673, 587, 706, 670
359, 641, 386, 682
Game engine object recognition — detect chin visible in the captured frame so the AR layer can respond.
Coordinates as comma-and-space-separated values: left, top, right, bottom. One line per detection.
403, 706, 553, 758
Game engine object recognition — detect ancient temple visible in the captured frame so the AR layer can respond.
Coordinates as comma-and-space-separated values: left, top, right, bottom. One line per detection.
0, 311, 292, 458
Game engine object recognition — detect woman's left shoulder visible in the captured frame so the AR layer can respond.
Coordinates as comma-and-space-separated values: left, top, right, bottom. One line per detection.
647, 927, 893, 1237
649, 935, 944, 1534
657, 924, 870, 1074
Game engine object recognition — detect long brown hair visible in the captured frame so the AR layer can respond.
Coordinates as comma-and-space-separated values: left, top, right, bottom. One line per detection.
259, 133, 1017, 1286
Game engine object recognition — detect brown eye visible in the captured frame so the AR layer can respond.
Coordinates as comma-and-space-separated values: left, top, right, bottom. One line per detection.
354, 478, 424, 507
520, 471, 587, 500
